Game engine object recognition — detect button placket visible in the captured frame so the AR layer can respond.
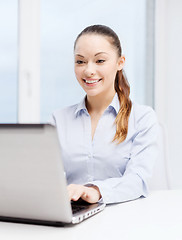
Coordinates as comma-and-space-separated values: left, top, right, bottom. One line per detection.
84, 114, 94, 181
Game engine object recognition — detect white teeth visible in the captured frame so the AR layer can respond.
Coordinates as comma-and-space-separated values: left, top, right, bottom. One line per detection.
84, 79, 100, 84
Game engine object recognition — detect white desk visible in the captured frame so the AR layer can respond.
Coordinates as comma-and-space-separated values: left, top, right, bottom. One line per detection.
0, 190, 182, 240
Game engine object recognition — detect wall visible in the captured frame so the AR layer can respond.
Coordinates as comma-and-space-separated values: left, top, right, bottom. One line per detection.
155, 0, 182, 188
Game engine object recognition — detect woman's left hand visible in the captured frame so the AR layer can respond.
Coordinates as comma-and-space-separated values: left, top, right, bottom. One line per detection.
67, 184, 101, 203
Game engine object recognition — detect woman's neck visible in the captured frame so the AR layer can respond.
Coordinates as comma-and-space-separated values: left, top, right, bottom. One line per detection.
86, 90, 116, 115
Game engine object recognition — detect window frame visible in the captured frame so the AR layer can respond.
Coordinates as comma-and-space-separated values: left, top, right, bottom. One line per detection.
18, 0, 155, 123
18, 0, 40, 123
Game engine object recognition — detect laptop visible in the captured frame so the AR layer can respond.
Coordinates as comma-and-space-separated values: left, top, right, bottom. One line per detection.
0, 124, 105, 226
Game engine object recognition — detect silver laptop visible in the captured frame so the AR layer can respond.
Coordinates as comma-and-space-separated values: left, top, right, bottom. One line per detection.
0, 124, 105, 226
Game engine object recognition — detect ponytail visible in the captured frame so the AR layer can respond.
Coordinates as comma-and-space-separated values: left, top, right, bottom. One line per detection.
113, 69, 132, 144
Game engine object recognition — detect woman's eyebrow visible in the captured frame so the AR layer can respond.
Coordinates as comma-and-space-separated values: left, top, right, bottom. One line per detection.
95, 52, 108, 56
75, 54, 84, 58
75, 52, 108, 58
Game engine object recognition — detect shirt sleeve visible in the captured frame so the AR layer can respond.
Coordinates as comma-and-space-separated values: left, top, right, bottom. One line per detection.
86, 107, 160, 204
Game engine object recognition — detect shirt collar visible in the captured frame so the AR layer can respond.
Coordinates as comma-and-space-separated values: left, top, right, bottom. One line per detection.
75, 93, 120, 117
75, 95, 88, 116
107, 93, 120, 115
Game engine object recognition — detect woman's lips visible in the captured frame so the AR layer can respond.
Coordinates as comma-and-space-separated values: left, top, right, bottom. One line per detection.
83, 78, 102, 84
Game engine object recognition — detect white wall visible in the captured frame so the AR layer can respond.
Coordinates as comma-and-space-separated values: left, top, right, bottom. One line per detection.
155, 0, 182, 189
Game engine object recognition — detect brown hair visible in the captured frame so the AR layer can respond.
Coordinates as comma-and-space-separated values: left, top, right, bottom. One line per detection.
74, 25, 132, 143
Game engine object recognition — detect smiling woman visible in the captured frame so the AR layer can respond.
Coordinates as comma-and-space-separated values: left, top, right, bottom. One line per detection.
49, 25, 159, 205
74, 26, 131, 143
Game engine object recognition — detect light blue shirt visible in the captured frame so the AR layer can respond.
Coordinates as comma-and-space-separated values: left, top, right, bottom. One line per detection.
49, 94, 159, 204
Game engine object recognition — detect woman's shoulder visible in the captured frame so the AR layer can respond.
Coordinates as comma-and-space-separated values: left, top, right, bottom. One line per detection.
52, 103, 78, 117
48, 103, 79, 126
131, 101, 158, 129
132, 101, 156, 115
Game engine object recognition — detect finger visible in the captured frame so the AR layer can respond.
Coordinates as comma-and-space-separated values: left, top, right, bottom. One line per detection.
71, 190, 81, 201
80, 192, 88, 201
67, 184, 78, 200
80, 187, 101, 203
71, 189, 85, 201
67, 188, 76, 200
68, 185, 85, 201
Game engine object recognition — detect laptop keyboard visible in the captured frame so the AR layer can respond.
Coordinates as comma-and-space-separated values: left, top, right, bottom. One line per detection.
71, 201, 90, 214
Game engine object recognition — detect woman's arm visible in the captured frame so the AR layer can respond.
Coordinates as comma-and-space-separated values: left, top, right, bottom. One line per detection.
69, 108, 159, 205
88, 111, 160, 204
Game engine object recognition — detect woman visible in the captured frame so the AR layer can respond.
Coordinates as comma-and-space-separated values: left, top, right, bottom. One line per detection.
50, 25, 159, 204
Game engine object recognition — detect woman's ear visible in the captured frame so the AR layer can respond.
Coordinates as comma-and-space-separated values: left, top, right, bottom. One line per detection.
117, 55, 125, 71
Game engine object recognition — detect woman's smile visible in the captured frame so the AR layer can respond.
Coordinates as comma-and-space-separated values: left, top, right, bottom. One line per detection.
82, 78, 102, 85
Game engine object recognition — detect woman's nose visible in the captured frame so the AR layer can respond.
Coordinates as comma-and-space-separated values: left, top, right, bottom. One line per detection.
84, 63, 95, 76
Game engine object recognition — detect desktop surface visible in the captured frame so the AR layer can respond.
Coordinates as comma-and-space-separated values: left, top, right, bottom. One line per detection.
0, 190, 182, 240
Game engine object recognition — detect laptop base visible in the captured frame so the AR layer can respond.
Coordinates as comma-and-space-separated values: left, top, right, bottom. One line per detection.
0, 216, 70, 227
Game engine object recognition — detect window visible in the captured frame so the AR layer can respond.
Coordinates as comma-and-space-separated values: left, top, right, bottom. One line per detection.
0, 1, 18, 123
40, 0, 154, 122
0, 0, 155, 123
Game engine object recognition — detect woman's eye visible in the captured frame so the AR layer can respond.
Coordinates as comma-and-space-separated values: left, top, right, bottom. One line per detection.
96, 59, 105, 63
76, 60, 84, 64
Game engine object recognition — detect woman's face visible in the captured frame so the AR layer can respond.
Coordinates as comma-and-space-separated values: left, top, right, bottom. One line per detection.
74, 34, 125, 98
